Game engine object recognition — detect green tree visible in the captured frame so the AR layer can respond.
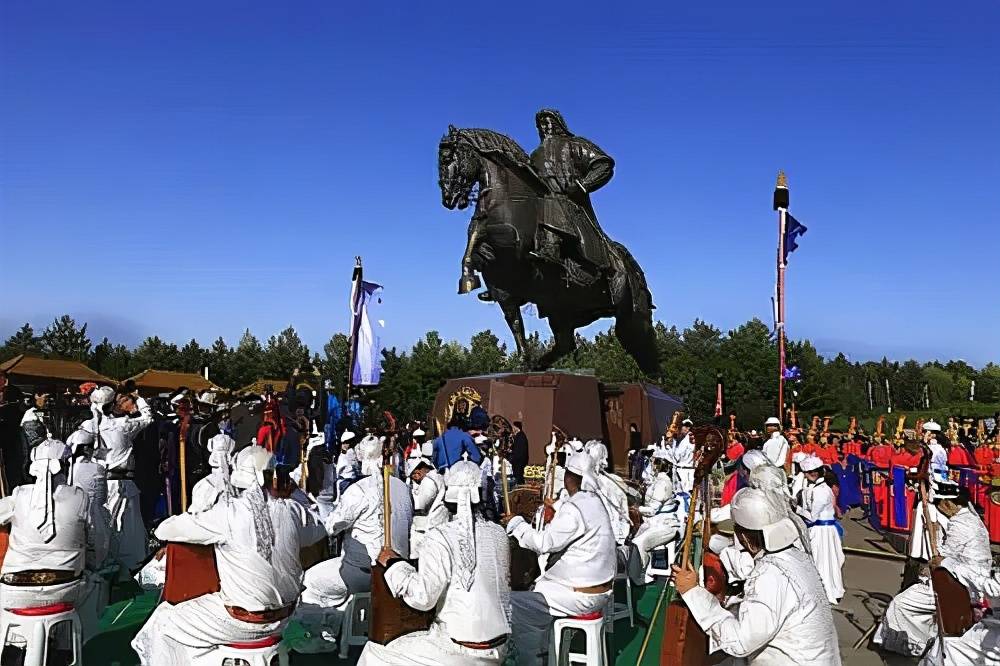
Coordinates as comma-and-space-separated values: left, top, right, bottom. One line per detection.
466, 330, 507, 375
89, 337, 135, 380
177, 339, 208, 374
1, 323, 41, 361
132, 336, 181, 372
262, 326, 309, 378
40, 315, 92, 361
322, 333, 351, 397
229, 330, 265, 389
207, 337, 233, 388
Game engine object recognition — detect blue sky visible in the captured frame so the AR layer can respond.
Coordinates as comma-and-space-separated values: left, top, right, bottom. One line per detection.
2, 2, 998, 366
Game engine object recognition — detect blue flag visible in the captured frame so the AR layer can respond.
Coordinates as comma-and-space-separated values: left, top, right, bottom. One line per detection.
350, 279, 384, 386
783, 212, 808, 262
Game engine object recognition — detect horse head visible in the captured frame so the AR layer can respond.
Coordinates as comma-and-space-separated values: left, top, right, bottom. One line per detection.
438, 126, 480, 210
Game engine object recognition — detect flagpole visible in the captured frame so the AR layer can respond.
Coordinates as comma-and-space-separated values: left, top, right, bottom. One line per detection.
345, 256, 362, 419
774, 172, 789, 421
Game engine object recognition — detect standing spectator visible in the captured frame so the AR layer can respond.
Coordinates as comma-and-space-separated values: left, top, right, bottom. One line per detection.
510, 421, 529, 486
433, 417, 481, 472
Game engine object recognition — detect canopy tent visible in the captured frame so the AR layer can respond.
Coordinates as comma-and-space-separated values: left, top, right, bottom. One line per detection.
0, 354, 113, 389
238, 378, 320, 396
126, 369, 220, 397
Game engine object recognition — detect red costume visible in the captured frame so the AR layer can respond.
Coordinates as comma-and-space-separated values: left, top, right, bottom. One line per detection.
841, 438, 864, 460
817, 445, 840, 467
867, 443, 894, 469
948, 445, 974, 468
726, 441, 745, 462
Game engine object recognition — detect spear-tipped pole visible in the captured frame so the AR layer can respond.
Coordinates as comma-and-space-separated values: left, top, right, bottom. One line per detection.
774, 171, 789, 418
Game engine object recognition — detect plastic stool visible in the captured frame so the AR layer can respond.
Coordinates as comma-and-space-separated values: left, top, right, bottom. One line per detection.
210, 635, 288, 666
338, 592, 371, 658
647, 541, 676, 581
549, 610, 607, 666
0, 602, 82, 666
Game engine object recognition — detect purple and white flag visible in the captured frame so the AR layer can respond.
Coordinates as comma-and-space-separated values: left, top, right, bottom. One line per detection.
350, 277, 384, 386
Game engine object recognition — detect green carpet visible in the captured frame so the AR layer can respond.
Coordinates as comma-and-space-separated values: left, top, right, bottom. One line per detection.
85, 580, 669, 665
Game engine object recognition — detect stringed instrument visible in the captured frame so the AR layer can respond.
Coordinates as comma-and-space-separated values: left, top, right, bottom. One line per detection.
163, 542, 220, 604
176, 396, 193, 513
541, 425, 567, 525
493, 415, 543, 592
661, 425, 726, 666
369, 429, 433, 644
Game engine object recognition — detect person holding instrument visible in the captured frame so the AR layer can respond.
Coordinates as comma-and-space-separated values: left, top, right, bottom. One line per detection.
672, 486, 841, 664
357, 460, 511, 665
873, 480, 991, 657
503, 451, 616, 665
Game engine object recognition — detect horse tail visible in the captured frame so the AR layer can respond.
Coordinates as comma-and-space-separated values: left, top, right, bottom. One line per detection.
608, 241, 654, 315
615, 313, 659, 376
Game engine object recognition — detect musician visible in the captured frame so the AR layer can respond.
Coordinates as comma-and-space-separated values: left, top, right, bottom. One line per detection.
672, 487, 842, 664
433, 416, 482, 471
290, 431, 337, 521
298, 434, 413, 642
132, 446, 326, 665
83, 385, 154, 573
358, 461, 512, 665
187, 433, 235, 514
762, 417, 790, 469
627, 461, 685, 585
66, 428, 113, 569
816, 435, 840, 467
923, 572, 1000, 664
664, 418, 695, 493
584, 440, 631, 560
873, 481, 992, 657
336, 429, 359, 497
922, 420, 949, 482
510, 420, 529, 486
19, 385, 54, 447
795, 455, 844, 604
0, 439, 107, 643
504, 452, 616, 664
409, 454, 448, 555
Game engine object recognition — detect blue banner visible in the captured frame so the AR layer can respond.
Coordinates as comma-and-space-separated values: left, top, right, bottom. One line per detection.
833, 458, 863, 512
862, 462, 884, 533
350, 279, 384, 386
892, 466, 909, 531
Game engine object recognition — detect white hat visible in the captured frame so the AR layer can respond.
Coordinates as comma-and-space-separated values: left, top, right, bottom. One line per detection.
231, 445, 275, 489
681, 418, 694, 427
741, 449, 768, 471
357, 435, 383, 476
474, 434, 488, 445
565, 451, 599, 492
731, 487, 799, 551
568, 437, 585, 452
66, 429, 95, 454
443, 461, 483, 591
421, 440, 435, 458
444, 460, 482, 505
764, 417, 781, 427
799, 455, 823, 472
207, 433, 236, 468
931, 480, 960, 500
412, 428, 425, 437
791, 451, 807, 464
748, 464, 788, 495
922, 420, 942, 433
406, 456, 432, 477
89, 386, 116, 407
340, 430, 357, 444
585, 440, 609, 471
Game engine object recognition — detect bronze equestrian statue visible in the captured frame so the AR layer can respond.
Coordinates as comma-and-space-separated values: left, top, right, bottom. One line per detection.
437, 109, 659, 374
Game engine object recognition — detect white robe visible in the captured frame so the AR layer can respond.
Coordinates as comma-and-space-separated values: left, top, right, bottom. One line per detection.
665, 434, 695, 493
682, 547, 842, 665
410, 470, 448, 555
875, 506, 993, 656
358, 518, 512, 665
762, 433, 790, 469
507, 490, 617, 664
921, 616, 1000, 665
132, 490, 325, 665
796, 478, 844, 604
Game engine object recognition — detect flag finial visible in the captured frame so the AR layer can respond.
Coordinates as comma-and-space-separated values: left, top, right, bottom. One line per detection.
776, 170, 788, 189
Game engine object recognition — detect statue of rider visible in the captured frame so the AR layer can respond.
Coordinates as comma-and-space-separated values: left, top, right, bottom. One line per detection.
529, 109, 614, 279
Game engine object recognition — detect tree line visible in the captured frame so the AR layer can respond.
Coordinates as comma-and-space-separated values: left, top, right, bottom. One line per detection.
3, 315, 998, 427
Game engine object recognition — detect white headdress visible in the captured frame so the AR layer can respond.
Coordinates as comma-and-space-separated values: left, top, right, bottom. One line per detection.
443, 460, 481, 591
740, 449, 768, 471
207, 433, 236, 498
799, 455, 823, 472
230, 445, 275, 560
731, 487, 799, 552
357, 435, 383, 476
565, 451, 599, 493
748, 463, 811, 554
29, 439, 70, 543
585, 440, 609, 471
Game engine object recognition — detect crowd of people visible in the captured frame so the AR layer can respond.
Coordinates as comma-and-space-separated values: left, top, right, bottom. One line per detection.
0, 372, 998, 664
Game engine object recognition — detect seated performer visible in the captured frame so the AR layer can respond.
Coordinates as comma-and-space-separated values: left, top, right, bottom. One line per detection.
795, 455, 844, 604
357, 461, 512, 665
408, 453, 447, 555
84, 385, 154, 573
922, 572, 1000, 664
188, 433, 235, 514
504, 452, 616, 665
0, 439, 107, 643
585, 440, 632, 558
672, 487, 842, 664
873, 481, 991, 657
66, 428, 114, 570
336, 429, 359, 497
627, 460, 687, 585
132, 446, 326, 665
664, 418, 695, 493
297, 434, 413, 642
291, 431, 337, 521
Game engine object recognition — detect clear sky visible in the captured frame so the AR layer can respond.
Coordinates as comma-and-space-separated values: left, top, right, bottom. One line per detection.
2, 2, 998, 366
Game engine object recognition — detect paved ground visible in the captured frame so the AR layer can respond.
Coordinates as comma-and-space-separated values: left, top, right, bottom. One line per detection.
84, 509, 918, 664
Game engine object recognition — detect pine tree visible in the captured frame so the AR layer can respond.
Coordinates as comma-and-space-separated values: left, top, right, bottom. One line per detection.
262, 326, 309, 378
230, 330, 266, 390
1, 323, 41, 361
40, 315, 92, 361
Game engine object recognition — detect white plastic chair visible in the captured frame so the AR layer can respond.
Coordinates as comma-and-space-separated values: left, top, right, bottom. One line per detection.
548, 610, 607, 666
0, 601, 82, 666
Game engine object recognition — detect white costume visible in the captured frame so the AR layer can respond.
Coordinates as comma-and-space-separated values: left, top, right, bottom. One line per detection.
585, 441, 632, 553
507, 452, 616, 664
298, 435, 413, 645
875, 494, 992, 657
189, 433, 235, 514
410, 465, 448, 556
0, 439, 107, 643
628, 472, 685, 585
84, 386, 154, 571
682, 487, 842, 665
358, 461, 511, 665
291, 433, 337, 521
664, 425, 695, 493
795, 456, 844, 604
921, 573, 1000, 665
132, 447, 325, 665
761, 422, 790, 470
66, 429, 114, 570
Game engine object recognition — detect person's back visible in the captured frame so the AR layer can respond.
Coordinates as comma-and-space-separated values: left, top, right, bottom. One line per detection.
2, 483, 89, 575
434, 426, 481, 470
333, 473, 412, 568
542, 490, 616, 587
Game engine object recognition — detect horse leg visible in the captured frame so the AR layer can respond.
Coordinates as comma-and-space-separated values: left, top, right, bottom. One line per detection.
614, 312, 660, 376
497, 294, 528, 358
459, 216, 487, 294
536, 319, 578, 370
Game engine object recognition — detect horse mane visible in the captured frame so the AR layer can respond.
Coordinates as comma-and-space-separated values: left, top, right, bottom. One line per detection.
448, 127, 536, 177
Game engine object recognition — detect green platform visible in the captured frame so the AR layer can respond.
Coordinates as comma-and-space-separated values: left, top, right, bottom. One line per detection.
85, 579, 669, 665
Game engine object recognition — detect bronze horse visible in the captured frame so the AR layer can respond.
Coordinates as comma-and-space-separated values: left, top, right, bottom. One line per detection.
437, 125, 658, 374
